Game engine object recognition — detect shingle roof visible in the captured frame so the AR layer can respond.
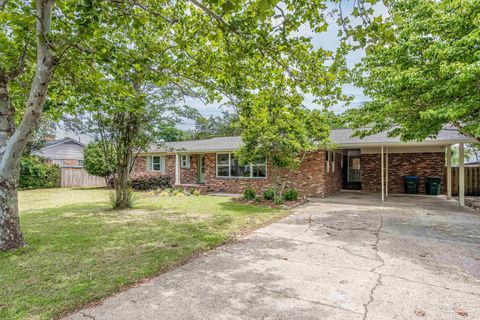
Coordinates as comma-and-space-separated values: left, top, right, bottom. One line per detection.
42, 138, 85, 149
144, 127, 473, 153
147, 136, 242, 153
329, 126, 471, 146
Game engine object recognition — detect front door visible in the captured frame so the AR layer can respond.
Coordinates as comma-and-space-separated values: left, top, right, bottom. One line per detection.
198, 155, 205, 183
342, 154, 362, 190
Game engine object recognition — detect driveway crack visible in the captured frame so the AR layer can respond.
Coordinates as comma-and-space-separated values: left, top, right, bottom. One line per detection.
363, 210, 385, 320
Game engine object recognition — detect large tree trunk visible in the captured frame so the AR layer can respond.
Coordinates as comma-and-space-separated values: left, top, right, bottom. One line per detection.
0, 176, 24, 251
0, 0, 55, 251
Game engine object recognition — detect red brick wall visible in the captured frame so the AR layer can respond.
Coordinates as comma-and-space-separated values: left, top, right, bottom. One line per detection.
324, 152, 343, 196
135, 151, 338, 197
180, 154, 198, 184
361, 152, 446, 194
202, 151, 332, 197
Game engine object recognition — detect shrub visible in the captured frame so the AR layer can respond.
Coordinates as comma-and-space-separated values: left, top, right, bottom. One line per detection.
243, 188, 256, 200
20, 156, 60, 189
273, 196, 284, 205
263, 188, 275, 200
283, 188, 299, 201
129, 172, 172, 191
109, 188, 139, 209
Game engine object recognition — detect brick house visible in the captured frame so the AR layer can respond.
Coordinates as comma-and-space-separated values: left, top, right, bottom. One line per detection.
135, 127, 474, 202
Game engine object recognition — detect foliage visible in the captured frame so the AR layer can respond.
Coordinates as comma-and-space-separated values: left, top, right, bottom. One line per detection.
109, 188, 139, 209
238, 90, 336, 195
273, 197, 284, 205
263, 188, 275, 200
83, 141, 114, 180
190, 111, 241, 140
1, 0, 348, 247
19, 156, 59, 190
283, 188, 299, 201
130, 173, 172, 191
342, 0, 480, 142
2, 188, 286, 319
243, 188, 256, 201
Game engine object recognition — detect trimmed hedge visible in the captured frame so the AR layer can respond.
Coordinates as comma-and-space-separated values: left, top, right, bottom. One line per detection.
20, 156, 60, 189
131, 173, 172, 190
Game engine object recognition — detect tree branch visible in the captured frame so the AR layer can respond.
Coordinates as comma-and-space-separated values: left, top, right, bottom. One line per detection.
6, 44, 28, 81
188, 0, 229, 28
0, 0, 55, 178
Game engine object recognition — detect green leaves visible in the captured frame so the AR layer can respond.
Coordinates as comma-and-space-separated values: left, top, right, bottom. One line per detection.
344, 0, 480, 142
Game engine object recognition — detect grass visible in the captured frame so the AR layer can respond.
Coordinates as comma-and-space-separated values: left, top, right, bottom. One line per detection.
0, 188, 287, 320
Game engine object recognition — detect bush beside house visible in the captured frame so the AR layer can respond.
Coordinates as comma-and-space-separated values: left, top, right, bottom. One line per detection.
109, 172, 172, 191
20, 156, 60, 189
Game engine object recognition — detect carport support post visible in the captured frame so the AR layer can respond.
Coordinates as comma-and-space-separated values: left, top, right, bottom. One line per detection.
381, 145, 385, 202
175, 153, 180, 186
459, 143, 465, 206
446, 145, 452, 200
385, 147, 389, 198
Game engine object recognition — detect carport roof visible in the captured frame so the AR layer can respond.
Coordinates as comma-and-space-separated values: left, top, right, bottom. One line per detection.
143, 126, 474, 153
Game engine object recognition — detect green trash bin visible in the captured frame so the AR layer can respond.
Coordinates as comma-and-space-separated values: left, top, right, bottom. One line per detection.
425, 176, 442, 195
404, 176, 419, 194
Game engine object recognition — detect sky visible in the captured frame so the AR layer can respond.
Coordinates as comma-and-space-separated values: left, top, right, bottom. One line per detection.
57, 1, 372, 141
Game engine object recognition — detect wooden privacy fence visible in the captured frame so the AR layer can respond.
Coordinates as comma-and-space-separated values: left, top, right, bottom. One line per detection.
60, 167, 106, 188
452, 166, 480, 196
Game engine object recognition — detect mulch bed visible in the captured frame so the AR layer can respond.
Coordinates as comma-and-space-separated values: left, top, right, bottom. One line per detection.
234, 197, 308, 209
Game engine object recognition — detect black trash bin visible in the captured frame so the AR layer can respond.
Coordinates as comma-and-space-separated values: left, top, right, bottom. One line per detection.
404, 175, 419, 194
425, 176, 442, 195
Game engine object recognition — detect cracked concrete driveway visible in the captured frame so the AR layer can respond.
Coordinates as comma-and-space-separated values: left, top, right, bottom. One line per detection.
67, 192, 480, 320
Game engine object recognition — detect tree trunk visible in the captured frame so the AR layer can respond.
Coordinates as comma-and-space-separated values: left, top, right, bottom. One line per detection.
112, 111, 137, 209
0, 0, 55, 251
0, 168, 24, 251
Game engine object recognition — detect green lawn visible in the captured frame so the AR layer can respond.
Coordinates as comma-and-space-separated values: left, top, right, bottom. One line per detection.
0, 188, 286, 320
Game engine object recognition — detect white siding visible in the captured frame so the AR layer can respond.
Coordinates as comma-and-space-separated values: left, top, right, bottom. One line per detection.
34, 142, 84, 160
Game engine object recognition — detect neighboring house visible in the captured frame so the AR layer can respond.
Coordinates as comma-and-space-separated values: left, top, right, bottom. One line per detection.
135, 127, 475, 202
33, 137, 106, 188
33, 138, 85, 168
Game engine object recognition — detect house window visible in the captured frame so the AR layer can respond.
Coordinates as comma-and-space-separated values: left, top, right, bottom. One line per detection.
216, 154, 230, 177
216, 153, 266, 178
332, 152, 335, 173
149, 156, 165, 172
325, 151, 330, 172
180, 154, 190, 168
78, 159, 84, 167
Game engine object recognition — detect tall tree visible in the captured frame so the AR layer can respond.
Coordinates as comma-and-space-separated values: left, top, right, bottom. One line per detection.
192, 111, 241, 140
340, 0, 480, 142
1, 0, 347, 250
238, 88, 335, 196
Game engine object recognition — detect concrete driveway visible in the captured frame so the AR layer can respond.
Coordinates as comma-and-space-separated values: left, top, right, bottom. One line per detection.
67, 192, 480, 320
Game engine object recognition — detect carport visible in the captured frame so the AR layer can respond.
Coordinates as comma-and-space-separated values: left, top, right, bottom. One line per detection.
331, 127, 476, 206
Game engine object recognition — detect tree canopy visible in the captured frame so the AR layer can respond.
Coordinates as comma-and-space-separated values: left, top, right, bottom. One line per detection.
341, 0, 480, 142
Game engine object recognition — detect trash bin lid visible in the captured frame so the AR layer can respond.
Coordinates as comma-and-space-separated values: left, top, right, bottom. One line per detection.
404, 175, 418, 179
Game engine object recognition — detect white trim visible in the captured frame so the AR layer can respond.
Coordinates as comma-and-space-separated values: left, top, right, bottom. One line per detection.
332, 152, 335, 173
385, 147, 388, 198
215, 152, 267, 179
446, 146, 452, 199
180, 154, 190, 168
459, 143, 465, 206
175, 153, 180, 185
40, 138, 85, 151
381, 145, 385, 202
149, 155, 165, 173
